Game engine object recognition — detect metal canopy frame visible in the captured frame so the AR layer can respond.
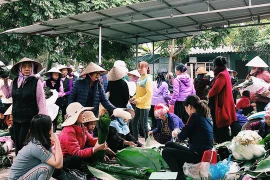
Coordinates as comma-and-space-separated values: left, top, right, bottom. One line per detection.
2, 0, 270, 64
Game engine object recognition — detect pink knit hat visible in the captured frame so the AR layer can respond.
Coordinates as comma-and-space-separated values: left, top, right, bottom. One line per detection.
154, 103, 169, 117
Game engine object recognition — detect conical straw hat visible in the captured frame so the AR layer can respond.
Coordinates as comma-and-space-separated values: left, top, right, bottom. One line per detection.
81, 62, 106, 76
44, 67, 62, 76
245, 56, 269, 67
11, 57, 43, 76
107, 66, 127, 81
196, 67, 208, 74
128, 70, 141, 78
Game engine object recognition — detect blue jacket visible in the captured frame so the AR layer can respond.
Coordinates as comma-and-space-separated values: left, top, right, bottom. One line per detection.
178, 113, 213, 154
259, 121, 270, 138
153, 113, 184, 134
68, 78, 115, 117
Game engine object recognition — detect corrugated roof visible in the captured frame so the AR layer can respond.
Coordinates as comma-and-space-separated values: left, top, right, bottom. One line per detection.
0, 0, 19, 4
189, 46, 237, 54
2, 0, 270, 45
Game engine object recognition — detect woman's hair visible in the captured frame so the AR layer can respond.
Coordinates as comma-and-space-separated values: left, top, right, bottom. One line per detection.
24, 114, 52, 150
242, 90, 250, 98
184, 95, 210, 118
175, 63, 187, 73
138, 61, 150, 74
213, 56, 227, 67
156, 69, 168, 88
154, 103, 169, 117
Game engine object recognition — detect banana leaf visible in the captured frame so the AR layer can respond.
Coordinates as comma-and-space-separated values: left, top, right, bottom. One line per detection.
95, 162, 153, 179
87, 166, 118, 180
248, 156, 270, 178
116, 147, 168, 172
92, 113, 111, 162
259, 134, 270, 145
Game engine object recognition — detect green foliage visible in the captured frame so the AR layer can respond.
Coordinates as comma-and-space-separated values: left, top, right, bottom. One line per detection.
116, 147, 168, 172
0, 0, 145, 66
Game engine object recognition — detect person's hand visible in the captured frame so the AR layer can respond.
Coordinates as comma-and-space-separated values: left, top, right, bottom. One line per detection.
262, 91, 270, 97
104, 155, 110, 162
50, 133, 59, 146
130, 98, 136, 104
251, 103, 256, 107
172, 128, 181, 138
3, 78, 8, 85
93, 142, 107, 152
148, 131, 153, 136
106, 147, 116, 156
124, 141, 137, 147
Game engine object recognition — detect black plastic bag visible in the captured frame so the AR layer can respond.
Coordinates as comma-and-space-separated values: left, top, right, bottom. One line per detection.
58, 168, 87, 180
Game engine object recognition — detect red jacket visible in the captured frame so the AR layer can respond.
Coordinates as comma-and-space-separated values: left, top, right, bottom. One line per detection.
208, 70, 237, 128
236, 96, 251, 110
59, 124, 98, 158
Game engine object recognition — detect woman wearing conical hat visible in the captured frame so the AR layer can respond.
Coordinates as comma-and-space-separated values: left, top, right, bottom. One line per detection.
245, 56, 270, 111
68, 62, 115, 117
194, 67, 210, 100
44, 67, 65, 132
1, 57, 46, 154
106, 66, 130, 108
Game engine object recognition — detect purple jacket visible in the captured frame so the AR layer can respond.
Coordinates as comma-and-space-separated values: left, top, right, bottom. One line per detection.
170, 74, 195, 104
151, 81, 171, 105
153, 113, 184, 134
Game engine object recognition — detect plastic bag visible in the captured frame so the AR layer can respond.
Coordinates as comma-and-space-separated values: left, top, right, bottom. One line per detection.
209, 155, 231, 180
145, 136, 161, 148
225, 160, 240, 180
183, 162, 210, 180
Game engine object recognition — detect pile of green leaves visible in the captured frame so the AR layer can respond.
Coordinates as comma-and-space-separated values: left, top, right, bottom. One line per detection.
116, 147, 168, 172
92, 113, 111, 162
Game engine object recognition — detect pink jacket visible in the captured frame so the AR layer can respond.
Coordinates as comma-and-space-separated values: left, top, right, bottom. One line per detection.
1, 79, 47, 115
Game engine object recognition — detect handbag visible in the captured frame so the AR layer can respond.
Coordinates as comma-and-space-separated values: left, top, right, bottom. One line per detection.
58, 168, 87, 180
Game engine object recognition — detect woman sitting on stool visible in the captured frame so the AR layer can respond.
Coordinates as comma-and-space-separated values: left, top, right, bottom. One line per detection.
149, 103, 184, 144
162, 95, 213, 180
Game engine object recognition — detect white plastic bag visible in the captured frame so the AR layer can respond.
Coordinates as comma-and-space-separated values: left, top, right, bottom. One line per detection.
183, 162, 210, 180
224, 160, 240, 180
145, 136, 161, 148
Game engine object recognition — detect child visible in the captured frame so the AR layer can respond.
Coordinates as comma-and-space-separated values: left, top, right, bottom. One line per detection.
9, 114, 63, 180
83, 111, 98, 136
236, 90, 254, 116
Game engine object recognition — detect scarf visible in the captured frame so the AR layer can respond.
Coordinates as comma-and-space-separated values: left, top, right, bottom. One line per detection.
17, 62, 35, 88
110, 117, 130, 135
246, 67, 264, 79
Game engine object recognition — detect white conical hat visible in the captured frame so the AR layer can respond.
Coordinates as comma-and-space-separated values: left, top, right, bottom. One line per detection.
81, 62, 106, 76
44, 67, 62, 76
245, 56, 269, 67
107, 66, 127, 81
127, 70, 141, 78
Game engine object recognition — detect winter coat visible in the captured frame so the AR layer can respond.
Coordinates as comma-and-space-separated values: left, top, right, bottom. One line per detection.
59, 124, 98, 158
151, 81, 171, 105
208, 69, 237, 128
170, 74, 195, 104
153, 113, 184, 134
247, 120, 270, 138
236, 96, 251, 110
68, 78, 115, 117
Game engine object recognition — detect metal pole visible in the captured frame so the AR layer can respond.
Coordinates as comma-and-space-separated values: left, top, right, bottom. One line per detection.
136, 36, 138, 67
99, 26, 102, 64
152, 41, 155, 79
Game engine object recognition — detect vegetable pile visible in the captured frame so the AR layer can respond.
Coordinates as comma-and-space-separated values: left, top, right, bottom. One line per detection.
230, 130, 266, 160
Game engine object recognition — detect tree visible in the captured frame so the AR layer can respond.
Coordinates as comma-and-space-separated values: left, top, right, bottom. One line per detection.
229, 22, 270, 60
0, 0, 146, 69
159, 29, 231, 72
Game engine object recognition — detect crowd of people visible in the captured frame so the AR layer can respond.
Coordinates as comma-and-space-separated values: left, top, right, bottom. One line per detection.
0, 55, 269, 180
